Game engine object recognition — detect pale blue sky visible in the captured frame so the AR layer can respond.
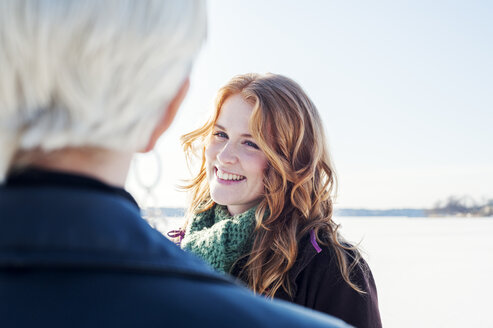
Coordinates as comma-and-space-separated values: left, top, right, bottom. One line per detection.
127, 0, 493, 209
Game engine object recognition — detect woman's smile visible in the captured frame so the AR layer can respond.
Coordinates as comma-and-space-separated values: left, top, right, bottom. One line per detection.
215, 167, 246, 184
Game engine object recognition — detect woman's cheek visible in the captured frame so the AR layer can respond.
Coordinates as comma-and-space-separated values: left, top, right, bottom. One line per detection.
205, 142, 219, 161
249, 151, 269, 170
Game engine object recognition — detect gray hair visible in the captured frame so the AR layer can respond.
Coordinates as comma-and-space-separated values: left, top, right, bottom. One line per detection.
0, 0, 206, 181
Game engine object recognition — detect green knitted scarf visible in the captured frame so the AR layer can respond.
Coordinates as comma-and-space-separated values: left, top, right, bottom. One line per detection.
181, 204, 257, 274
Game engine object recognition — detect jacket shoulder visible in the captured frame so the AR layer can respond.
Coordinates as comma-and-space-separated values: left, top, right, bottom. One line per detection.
282, 238, 382, 328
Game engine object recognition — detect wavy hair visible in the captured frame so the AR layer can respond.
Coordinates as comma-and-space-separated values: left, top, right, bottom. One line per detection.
182, 73, 363, 298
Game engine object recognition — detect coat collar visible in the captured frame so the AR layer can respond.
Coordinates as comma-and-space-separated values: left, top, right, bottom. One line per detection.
0, 183, 233, 285
6, 167, 139, 208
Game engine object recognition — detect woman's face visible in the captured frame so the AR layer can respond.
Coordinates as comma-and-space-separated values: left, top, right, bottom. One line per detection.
205, 94, 268, 215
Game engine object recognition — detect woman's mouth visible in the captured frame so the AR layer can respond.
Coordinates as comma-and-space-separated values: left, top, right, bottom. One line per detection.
215, 167, 246, 184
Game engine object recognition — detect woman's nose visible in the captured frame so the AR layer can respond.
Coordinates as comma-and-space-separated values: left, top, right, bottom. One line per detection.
217, 142, 237, 164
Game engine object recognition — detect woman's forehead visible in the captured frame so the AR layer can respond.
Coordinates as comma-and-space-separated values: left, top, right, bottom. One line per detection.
215, 94, 254, 132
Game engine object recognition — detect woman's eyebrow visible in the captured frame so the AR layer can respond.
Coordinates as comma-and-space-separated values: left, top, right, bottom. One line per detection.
214, 124, 252, 138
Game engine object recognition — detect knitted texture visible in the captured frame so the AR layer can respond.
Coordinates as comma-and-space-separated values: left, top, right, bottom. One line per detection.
181, 205, 256, 273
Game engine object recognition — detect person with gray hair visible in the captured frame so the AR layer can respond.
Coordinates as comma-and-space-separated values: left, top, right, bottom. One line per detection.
0, 1, 351, 327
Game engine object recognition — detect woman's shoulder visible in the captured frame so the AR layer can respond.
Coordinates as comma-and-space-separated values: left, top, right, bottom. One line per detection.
293, 233, 382, 328
301, 234, 374, 289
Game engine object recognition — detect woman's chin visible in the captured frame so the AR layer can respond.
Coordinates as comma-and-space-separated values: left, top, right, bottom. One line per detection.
210, 193, 230, 206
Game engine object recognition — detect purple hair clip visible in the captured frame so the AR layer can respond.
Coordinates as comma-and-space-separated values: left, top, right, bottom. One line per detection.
310, 229, 322, 253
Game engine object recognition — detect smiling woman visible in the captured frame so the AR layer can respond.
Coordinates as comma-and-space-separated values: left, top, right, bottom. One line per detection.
206, 94, 268, 215
179, 73, 382, 328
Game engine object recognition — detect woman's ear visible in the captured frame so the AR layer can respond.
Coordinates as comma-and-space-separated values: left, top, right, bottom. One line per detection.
141, 78, 190, 153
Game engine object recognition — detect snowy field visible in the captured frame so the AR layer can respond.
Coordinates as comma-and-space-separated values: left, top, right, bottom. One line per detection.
148, 216, 493, 328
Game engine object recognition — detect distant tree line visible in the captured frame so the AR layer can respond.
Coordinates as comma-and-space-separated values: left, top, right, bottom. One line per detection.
427, 196, 493, 217
334, 208, 426, 217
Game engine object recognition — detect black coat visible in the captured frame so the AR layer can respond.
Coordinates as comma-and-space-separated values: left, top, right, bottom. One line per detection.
274, 232, 382, 328
0, 169, 352, 328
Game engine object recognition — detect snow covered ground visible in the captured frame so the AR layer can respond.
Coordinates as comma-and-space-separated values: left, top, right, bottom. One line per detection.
337, 217, 493, 328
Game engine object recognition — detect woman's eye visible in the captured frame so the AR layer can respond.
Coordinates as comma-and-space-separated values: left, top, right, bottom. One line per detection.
213, 131, 228, 139
245, 140, 260, 149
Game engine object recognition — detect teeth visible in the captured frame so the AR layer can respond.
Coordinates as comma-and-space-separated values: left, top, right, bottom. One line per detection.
217, 169, 244, 181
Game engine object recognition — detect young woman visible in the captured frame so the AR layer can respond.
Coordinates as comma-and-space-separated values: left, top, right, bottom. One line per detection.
179, 73, 382, 328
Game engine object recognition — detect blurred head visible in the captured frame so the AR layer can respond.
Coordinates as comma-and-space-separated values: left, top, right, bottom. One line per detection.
183, 73, 344, 297
0, 0, 207, 181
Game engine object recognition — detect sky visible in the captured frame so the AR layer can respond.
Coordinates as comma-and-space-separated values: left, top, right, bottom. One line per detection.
126, 0, 493, 210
